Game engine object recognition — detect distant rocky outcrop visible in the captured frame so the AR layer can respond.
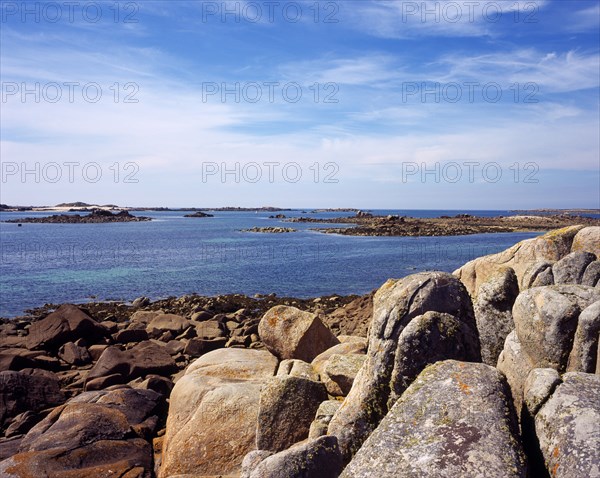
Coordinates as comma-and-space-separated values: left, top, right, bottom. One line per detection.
4, 210, 151, 224
242, 227, 297, 233
288, 214, 599, 237
183, 211, 214, 218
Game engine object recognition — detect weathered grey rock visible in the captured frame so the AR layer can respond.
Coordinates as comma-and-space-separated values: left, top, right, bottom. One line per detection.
340, 360, 527, 478
455, 225, 584, 296
500, 286, 600, 416
256, 376, 328, 452
311, 341, 367, 378
26, 304, 108, 350
276, 359, 319, 381
390, 311, 481, 405
532, 266, 555, 287
567, 301, 600, 373
241, 450, 274, 477
259, 306, 340, 362
58, 341, 91, 365
328, 272, 479, 461
552, 251, 596, 285
321, 354, 366, 397
523, 368, 561, 416
582, 261, 600, 287
246, 436, 342, 478
513, 286, 589, 371
160, 349, 277, 477
571, 226, 600, 256
86, 341, 177, 385
551, 284, 600, 309
474, 267, 520, 365
535, 372, 600, 478
0, 370, 65, 428
522, 261, 554, 289
309, 400, 341, 439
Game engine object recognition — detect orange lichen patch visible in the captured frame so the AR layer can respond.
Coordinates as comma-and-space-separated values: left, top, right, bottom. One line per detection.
550, 446, 560, 477
266, 312, 281, 327
451, 372, 472, 395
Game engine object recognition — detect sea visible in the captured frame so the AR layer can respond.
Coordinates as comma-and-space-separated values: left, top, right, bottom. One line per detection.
0, 209, 594, 317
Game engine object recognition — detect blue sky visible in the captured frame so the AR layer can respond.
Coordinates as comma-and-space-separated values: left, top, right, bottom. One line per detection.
1, 0, 599, 208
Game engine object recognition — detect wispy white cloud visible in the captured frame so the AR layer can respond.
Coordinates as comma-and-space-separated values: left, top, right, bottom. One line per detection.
340, 0, 549, 39
435, 49, 600, 93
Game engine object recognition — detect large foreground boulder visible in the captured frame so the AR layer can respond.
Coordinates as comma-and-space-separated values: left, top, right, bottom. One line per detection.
160, 348, 278, 477
534, 372, 600, 478
26, 304, 108, 350
258, 306, 339, 362
328, 272, 480, 461
340, 360, 527, 478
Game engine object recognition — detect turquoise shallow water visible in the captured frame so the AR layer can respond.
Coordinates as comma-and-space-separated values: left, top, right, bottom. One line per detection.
0, 209, 572, 317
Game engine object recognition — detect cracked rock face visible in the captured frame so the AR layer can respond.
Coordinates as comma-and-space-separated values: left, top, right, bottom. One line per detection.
498, 285, 600, 416
340, 360, 527, 478
328, 272, 480, 461
535, 372, 600, 478
473, 266, 520, 365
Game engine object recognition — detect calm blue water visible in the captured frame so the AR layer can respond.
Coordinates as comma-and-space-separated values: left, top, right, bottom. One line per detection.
0, 209, 568, 317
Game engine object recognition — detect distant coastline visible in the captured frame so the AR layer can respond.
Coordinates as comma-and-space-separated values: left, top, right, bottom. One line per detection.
1, 203, 598, 215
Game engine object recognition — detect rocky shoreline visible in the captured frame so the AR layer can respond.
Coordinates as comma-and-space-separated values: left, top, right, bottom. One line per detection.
0, 225, 599, 477
3, 210, 151, 224
286, 212, 600, 236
